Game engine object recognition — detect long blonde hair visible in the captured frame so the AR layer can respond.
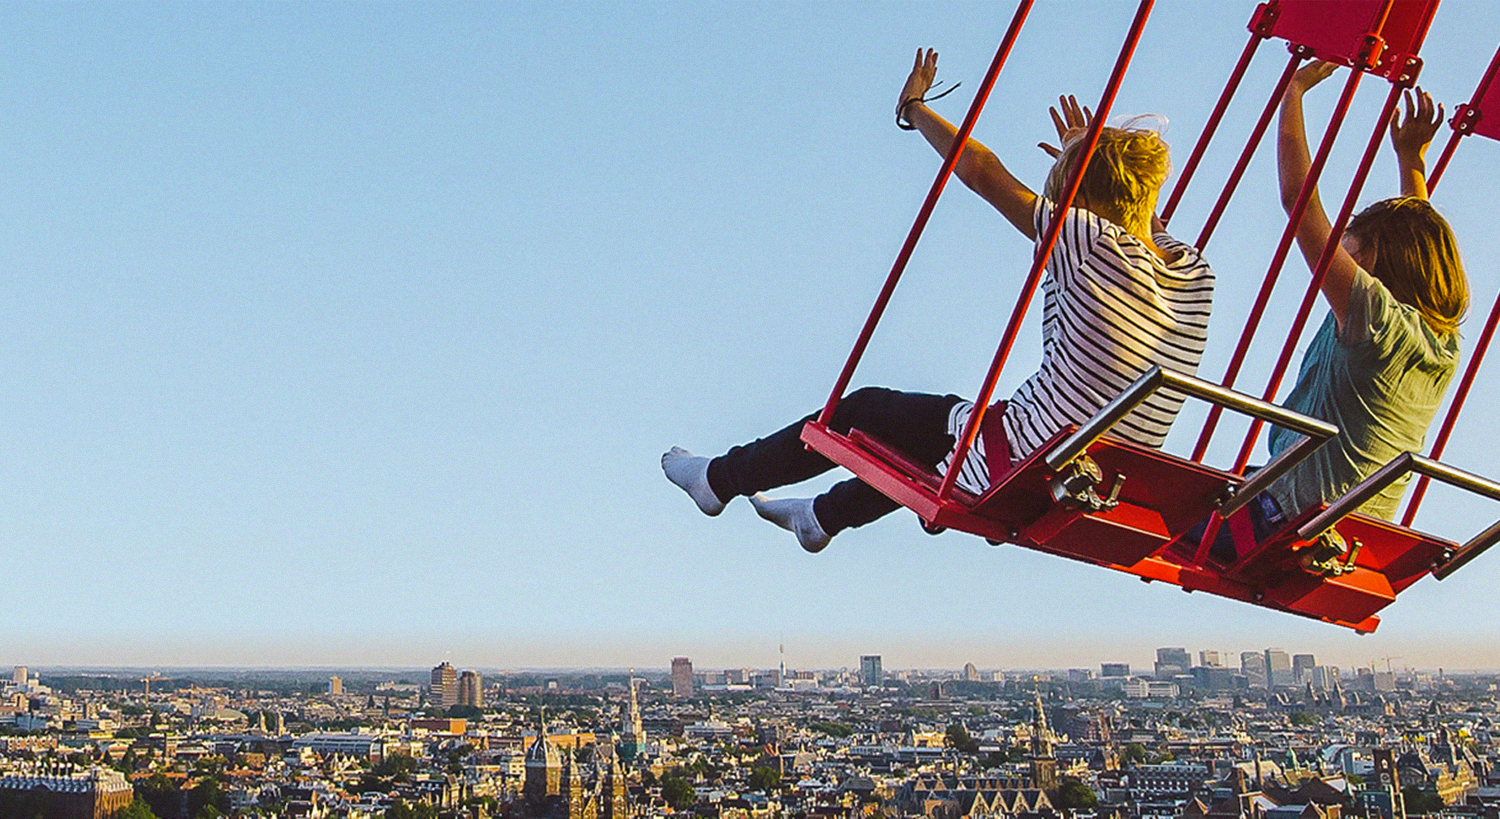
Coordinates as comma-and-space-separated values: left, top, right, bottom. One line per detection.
1043, 123, 1170, 238
1345, 196, 1468, 334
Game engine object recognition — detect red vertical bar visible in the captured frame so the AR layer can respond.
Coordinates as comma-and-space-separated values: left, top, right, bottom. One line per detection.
1233, 79, 1409, 472
1194, 54, 1304, 252
937, 0, 1156, 501
1159, 31, 1266, 225
1190, 58, 1362, 462
817, 0, 1035, 427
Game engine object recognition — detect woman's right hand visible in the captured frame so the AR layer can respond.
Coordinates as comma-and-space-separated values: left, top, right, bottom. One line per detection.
1288, 59, 1337, 96
1038, 94, 1092, 158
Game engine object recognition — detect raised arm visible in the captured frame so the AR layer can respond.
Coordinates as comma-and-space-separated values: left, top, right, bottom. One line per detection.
1278, 60, 1358, 326
1388, 87, 1443, 200
898, 49, 1038, 238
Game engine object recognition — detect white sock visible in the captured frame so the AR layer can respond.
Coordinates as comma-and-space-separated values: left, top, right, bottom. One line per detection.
662, 446, 726, 516
750, 494, 831, 553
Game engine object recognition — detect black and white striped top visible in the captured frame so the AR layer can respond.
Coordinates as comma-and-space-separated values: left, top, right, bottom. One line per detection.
940, 198, 1214, 495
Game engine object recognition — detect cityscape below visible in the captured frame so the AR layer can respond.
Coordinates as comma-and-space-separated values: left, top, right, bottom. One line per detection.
2, 646, 1497, 819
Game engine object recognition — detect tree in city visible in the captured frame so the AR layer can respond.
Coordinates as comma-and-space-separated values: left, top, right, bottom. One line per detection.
945, 723, 978, 754
748, 765, 781, 792
119, 799, 161, 819
1054, 777, 1099, 813
1403, 786, 1445, 816
661, 772, 696, 810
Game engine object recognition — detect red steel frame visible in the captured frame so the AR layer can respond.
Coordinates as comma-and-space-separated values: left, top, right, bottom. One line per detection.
799, 0, 1495, 632
1401, 43, 1500, 525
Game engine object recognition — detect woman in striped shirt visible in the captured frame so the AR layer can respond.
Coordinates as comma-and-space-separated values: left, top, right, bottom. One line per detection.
663, 49, 1214, 552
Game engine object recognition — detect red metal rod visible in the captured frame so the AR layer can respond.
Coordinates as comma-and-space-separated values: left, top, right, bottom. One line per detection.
1402, 290, 1500, 526
938, 0, 1156, 501
1195, 53, 1303, 252
1426, 127, 1464, 192
1190, 54, 1364, 463
1159, 30, 1266, 226
1428, 44, 1500, 190
817, 0, 1035, 427
1400, 44, 1500, 523
1233, 78, 1408, 472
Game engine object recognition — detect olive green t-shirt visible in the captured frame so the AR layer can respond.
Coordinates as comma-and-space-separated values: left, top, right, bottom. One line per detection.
1267, 266, 1460, 520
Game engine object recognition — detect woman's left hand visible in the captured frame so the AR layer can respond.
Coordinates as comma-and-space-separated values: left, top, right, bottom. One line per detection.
899, 48, 938, 110
1038, 94, 1092, 158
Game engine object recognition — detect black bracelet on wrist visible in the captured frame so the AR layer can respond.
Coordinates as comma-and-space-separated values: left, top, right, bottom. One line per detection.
895, 81, 961, 130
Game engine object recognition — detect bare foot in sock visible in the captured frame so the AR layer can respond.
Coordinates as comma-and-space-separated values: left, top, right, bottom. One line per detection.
662, 446, 726, 516
750, 494, 831, 553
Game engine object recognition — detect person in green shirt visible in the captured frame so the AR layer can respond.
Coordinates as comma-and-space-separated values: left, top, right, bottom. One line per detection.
1270, 60, 1468, 525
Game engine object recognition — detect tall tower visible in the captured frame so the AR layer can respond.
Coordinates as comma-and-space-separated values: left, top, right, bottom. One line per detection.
431, 662, 459, 708
459, 670, 484, 708
525, 714, 562, 804
671, 658, 694, 699
860, 655, 882, 687
604, 752, 630, 819
619, 674, 644, 762
1029, 691, 1059, 792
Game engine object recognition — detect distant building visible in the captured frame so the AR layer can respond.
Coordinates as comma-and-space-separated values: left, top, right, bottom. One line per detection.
671, 657, 693, 698
1199, 650, 1222, 667
0, 767, 133, 819
1265, 649, 1294, 687
860, 655, 883, 687
1101, 663, 1130, 678
291, 732, 386, 762
524, 717, 629, 819
1293, 654, 1317, 684
459, 670, 483, 708
10, 667, 25, 686
328, 676, 343, 696
619, 675, 644, 762
1242, 651, 1268, 689
963, 663, 981, 682
1155, 647, 1190, 679
431, 662, 458, 708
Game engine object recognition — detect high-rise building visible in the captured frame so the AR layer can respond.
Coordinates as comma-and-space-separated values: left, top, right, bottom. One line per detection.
1100, 663, 1130, 678
11, 667, 26, 686
671, 657, 694, 698
1265, 649, 1293, 687
1199, 650, 1222, 667
1293, 654, 1317, 684
328, 676, 343, 696
1241, 651, 1268, 688
860, 655, 883, 687
458, 670, 484, 708
431, 662, 459, 708
1155, 647, 1190, 678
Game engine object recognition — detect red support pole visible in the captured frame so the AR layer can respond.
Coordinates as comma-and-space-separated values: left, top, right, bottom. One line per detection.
1159, 30, 1267, 226
1194, 53, 1303, 252
1233, 78, 1409, 473
937, 0, 1156, 501
817, 0, 1035, 427
1191, 57, 1362, 462
1400, 44, 1500, 524
1401, 290, 1500, 526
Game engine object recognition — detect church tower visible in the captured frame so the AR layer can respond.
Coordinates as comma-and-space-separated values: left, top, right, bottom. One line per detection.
1029, 691, 1059, 792
525, 714, 563, 805
603, 752, 630, 819
619, 674, 645, 762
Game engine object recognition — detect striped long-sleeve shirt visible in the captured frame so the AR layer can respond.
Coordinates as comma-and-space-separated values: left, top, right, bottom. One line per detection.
940, 198, 1214, 495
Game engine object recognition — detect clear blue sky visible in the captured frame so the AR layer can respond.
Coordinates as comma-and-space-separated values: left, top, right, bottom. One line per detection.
4, 1, 1499, 674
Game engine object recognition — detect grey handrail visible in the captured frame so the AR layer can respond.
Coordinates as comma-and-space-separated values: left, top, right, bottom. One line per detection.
1042, 366, 1339, 517
1292, 451, 1500, 580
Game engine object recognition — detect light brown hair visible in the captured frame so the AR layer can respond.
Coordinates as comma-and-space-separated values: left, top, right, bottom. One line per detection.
1345, 196, 1468, 334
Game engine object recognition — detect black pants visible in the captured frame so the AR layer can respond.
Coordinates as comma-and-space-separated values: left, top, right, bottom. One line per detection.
705, 387, 963, 535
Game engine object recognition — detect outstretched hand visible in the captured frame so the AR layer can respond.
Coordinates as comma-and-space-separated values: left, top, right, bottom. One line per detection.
1389, 87, 1444, 161
1038, 94, 1092, 158
1288, 59, 1337, 95
900, 48, 938, 109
